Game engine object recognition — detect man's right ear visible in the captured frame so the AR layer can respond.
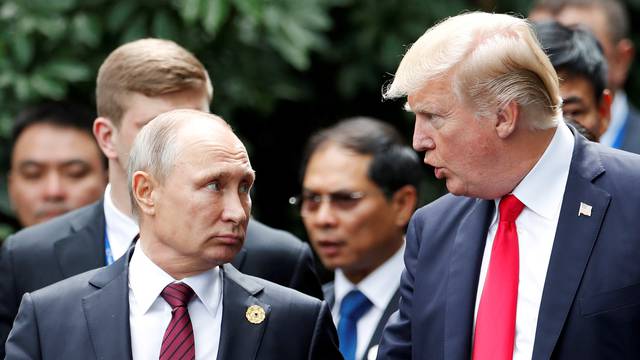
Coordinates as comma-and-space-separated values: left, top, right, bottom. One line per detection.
93, 117, 118, 160
132, 171, 156, 216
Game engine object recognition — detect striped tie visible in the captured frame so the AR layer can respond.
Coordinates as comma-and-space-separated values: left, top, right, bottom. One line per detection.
160, 282, 196, 360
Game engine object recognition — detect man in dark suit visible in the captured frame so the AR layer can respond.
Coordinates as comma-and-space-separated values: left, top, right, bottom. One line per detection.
0, 38, 321, 356
377, 12, 640, 360
297, 118, 422, 360
530, 0, 640, 153
5, 110, 341, 360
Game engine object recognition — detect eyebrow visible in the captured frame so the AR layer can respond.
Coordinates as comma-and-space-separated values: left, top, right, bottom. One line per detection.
562, 96, 586, 105
17, 159, 91, 170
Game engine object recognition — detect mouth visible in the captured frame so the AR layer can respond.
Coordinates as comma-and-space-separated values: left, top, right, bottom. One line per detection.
315, 239, 345, 257
214, 234, 243, 246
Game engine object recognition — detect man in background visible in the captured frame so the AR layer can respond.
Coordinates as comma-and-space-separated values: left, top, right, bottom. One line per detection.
8, 101, 107, 227
298, 117, 422, 360
534, 20, 612, 141
530, 0, 639, 152
0, 38, 322, 356
5, 110, 341, 359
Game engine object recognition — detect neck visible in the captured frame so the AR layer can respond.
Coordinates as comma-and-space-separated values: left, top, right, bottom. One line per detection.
342, 238, 403, 284
139, 235, 215, 280
108, 163, 132, 217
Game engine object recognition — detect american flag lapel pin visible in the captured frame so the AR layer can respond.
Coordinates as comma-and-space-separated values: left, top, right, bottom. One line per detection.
578, 202, 592, 217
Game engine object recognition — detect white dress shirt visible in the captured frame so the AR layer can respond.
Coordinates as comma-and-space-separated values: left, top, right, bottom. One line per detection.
473, 121, 574, 360
129, 241, 223, 360
599, 90, 627, 148
103, 184, 139, 261
333, 242, 405, 360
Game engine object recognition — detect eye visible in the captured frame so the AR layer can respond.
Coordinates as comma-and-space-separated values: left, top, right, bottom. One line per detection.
239, 181, 251, 194
332, 192, 365, 210
206, 181, 221, 191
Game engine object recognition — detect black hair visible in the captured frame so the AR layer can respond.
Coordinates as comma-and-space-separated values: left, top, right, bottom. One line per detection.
10, 100, 103, 168
300, 117, 423, 199
534, 20, 608, 102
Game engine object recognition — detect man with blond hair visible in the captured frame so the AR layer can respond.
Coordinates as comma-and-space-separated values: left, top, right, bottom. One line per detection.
0, 38, 322, 355
377, 12, 640, 360
5, 110, 341, 359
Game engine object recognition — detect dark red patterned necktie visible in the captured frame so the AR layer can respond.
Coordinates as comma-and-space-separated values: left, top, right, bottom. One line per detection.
473, 194, 525, 360
160, 282, 196, 360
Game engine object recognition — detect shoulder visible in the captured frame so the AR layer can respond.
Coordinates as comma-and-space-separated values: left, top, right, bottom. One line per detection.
411, 193, 479, 228
3, 201, 103, 255
246, 219, 306, 251
24, 267, 101, 308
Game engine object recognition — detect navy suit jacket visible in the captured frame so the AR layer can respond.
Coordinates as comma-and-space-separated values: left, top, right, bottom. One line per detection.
4, 249, 342, 360
0, 203, 322, 357
378, 130, 640, 359
324, 282, 400, 360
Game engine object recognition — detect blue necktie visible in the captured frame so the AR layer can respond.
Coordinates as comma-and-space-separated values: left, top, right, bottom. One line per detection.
338, 290, 373, 360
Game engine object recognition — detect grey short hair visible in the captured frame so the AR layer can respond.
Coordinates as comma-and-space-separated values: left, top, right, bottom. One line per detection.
384, 12, 561, 129
127, 109, 227, 219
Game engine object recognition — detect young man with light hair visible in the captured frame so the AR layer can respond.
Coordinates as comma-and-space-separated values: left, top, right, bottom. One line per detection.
377, 12, 640, 360
0, 39, 322, 356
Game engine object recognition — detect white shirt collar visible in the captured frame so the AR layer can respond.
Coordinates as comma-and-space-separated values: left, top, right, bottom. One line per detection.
103, 184, 139, 259
128, 241, 223, 317
504, 120, 575, 220
334, 242, 405, 310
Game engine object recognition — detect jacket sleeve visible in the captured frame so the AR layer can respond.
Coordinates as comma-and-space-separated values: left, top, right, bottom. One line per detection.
4, 292, 42, 360
0, 238, 20, 359
308, 301, 343, 360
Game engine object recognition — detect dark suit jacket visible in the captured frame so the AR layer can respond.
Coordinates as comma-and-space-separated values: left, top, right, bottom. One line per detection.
378, 130, 640, 359
620, 103, 640, 154
4, 249, 342, 360
324, 282, 399, 360
0, 202, 322, 356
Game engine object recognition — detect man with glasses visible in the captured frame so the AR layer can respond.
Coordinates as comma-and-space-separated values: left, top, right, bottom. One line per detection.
295, 117, 423, 360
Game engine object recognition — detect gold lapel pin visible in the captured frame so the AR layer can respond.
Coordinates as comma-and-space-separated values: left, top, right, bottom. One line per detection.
246, 305, 266, 324
578, 202, 592, 217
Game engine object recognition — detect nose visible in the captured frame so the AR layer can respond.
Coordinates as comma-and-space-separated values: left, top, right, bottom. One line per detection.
42, 173, 65, 201
221, 192, 249, 225
413, 117, 435, 152
312, 198, 338, 227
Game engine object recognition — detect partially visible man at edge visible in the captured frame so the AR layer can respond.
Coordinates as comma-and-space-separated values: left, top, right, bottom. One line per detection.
376, 12, 640, 360
4, 110, 342, 359
8, 101, 107, 228
0, 38, 322, 356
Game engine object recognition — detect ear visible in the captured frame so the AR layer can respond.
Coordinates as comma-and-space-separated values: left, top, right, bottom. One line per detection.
132, 171, 157, 216
93, 117, 118, 160
495, 101, 519, 139
611, 39, 635, 88
390, 185, 418, 228
597, 89, 613, 138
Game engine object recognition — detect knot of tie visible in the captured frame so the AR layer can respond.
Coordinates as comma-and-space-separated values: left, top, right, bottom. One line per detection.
499, 194, 525, 223
340, 289, 372, 321
161, 282, 195, 310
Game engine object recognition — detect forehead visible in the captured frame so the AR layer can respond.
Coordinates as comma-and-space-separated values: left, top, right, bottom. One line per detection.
406, 76, 455, 112
559, 73, 597, 101
303, 144, 376, 190
121, 89, 210, 128
12, 123, 100, 163
556, 6, 611, 46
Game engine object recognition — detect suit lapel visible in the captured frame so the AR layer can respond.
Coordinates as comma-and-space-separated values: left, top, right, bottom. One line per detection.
444, 199, 494, 360
363, 288, 400, 360
532, 136, 610, 360
82, 247, 132, 360
217, 264, 269, 360
54, 201, 106, 278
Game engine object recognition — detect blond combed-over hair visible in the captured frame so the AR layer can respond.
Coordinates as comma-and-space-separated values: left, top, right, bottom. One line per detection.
384, 12, 562, 129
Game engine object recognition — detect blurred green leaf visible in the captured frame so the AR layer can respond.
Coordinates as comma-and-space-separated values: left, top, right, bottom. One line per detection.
202, 0, 229, 37
120, 12, 148, 43
72, 13, 102, 47
152, 9, 179, 40
13, 74, 31, 101
10, 32, 33, 68
20, 0, 76, 13
30, 73, 66, 99
106, 1, 136, 33
35, 16, 67, 40
179, 0, 201, 24
42, 60, 91, 82
231, 0, 262, 19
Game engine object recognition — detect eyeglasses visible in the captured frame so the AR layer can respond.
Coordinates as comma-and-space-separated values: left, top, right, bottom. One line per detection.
289, 191, 367, 216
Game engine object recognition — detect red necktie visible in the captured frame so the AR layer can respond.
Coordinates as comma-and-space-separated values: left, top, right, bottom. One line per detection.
160, 282, 196, 360
473, 194, 524, 360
